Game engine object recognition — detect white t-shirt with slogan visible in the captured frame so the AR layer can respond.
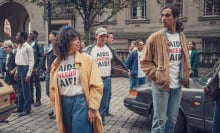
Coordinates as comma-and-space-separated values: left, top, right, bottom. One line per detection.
58, 55, 83, 96
166, 32, 182, 88
90, 45, 113, 77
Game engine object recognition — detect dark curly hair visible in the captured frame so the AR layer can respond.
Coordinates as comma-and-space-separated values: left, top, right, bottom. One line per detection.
53, 25, 81, 60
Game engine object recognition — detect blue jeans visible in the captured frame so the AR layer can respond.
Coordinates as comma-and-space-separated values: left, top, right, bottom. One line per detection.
61, 95, 93, 133
106, 78, 112, 115
212, 94, 220, 133
16, 66, 31, 113
151, 84, 182, 133
130, 77, 146, 90
45, 72, 50, 97
99, 77, 111, 124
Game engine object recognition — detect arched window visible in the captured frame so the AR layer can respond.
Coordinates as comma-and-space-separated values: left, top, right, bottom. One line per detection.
4, 19, 11, 38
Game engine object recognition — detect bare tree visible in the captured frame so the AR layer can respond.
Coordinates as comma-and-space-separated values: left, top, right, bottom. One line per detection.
31, 0, 140, 44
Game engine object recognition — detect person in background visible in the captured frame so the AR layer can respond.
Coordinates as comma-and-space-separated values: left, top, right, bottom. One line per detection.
188, 41, 199, 77
106, 32, 114, 45
12, 43, 17, 54
3, 40, 16, 91
128, 41, 136, 53
50, 25, 103, 133
140, 5, 191, 133
43, 31, 58, 119
105, 31, 114, 116
85, 27, 127, 124
28, 30, 43, 107
126, 39, 146, 96
14, 31, 34, 117
80, 41, 86, 50
0, 42, 6, 77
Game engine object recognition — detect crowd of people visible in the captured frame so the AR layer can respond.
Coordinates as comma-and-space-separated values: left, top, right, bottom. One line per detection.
0, 5, 219, 133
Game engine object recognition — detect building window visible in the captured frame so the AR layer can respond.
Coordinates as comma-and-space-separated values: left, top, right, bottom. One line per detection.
203, 38, 220, 52
130, 0, 146, 19
204, 0, 220, 16
163, 0, 183, 17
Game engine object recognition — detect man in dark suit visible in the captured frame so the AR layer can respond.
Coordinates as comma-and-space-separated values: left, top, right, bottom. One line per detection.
28, 30, 43, 107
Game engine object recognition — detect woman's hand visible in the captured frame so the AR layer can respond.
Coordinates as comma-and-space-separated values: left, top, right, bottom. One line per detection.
88, 108, 97, 124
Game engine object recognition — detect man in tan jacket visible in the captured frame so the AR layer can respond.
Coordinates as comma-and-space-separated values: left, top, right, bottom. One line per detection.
140, 5, 191, 133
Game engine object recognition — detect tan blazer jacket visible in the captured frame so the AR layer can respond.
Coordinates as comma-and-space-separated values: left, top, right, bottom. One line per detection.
50, 51, 104, 133
140, 30, 191, 91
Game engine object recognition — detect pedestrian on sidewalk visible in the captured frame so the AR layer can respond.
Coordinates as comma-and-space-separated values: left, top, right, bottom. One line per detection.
28, 30, 43, 107
50, 25, 103, 133
2, 40, 17, 92
85, 27, 127, 125
126, 39, 146, 96
140, 5, 191, 133
14, 31, 34, 117
188, 40, 199, 77
43, 31, 57, 119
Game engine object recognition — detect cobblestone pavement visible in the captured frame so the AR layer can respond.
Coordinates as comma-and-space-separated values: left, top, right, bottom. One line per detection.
0, 78, 151, 133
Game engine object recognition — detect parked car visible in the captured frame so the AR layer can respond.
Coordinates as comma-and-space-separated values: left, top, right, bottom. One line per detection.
124, 72, 214, 133
0, 79, 16, 123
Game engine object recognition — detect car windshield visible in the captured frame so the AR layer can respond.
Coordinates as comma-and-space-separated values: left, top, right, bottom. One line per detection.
197, 71, 214, 86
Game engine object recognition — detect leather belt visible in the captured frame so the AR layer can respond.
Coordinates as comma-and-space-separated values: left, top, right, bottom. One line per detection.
101, 76, 110, 80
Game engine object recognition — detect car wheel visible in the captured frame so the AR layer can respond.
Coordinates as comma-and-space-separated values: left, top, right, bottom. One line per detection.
174, 111, 187, 133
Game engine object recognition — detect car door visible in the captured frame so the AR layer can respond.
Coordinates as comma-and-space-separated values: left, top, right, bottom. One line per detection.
181, 79, 205, 129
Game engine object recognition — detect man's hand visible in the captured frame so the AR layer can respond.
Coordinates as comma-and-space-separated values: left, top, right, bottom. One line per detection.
25, 76, 31, 82
128, 70, 131, 77
88, 108, 97, 124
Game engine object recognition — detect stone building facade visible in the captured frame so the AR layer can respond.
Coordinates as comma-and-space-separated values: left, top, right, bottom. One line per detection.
0, 0, 219, 68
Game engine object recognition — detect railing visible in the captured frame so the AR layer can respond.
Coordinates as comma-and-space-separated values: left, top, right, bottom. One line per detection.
198, 52, 220, 67
117, 51, 220, 68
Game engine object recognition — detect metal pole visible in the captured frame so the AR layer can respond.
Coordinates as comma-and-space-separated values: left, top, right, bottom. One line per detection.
48, 0, 51, 45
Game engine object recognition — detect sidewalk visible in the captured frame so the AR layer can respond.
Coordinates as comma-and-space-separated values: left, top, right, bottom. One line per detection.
0, 78, 150, 133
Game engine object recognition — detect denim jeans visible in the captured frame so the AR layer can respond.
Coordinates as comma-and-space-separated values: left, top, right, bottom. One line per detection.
16, 66, 31, 113
130, 77, 146, 90
30, 70, 41, 102
151, 84, 182, 133
61, 95, 93, 133
99, 77, 111, 124
212, 94, 220, 133
106, 78, 112, 115
45, 72, 50, 97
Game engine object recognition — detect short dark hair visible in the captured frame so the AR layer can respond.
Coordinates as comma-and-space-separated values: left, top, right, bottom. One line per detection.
135, 39, 143, 45
107, 32, 113, 38
32, 30, 38, 37
53, 25, 81, 60
20, 31, 28, 41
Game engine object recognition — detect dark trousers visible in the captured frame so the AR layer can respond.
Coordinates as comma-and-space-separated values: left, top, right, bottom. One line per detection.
30, 70, 41, 102
16, 66, 31, 113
